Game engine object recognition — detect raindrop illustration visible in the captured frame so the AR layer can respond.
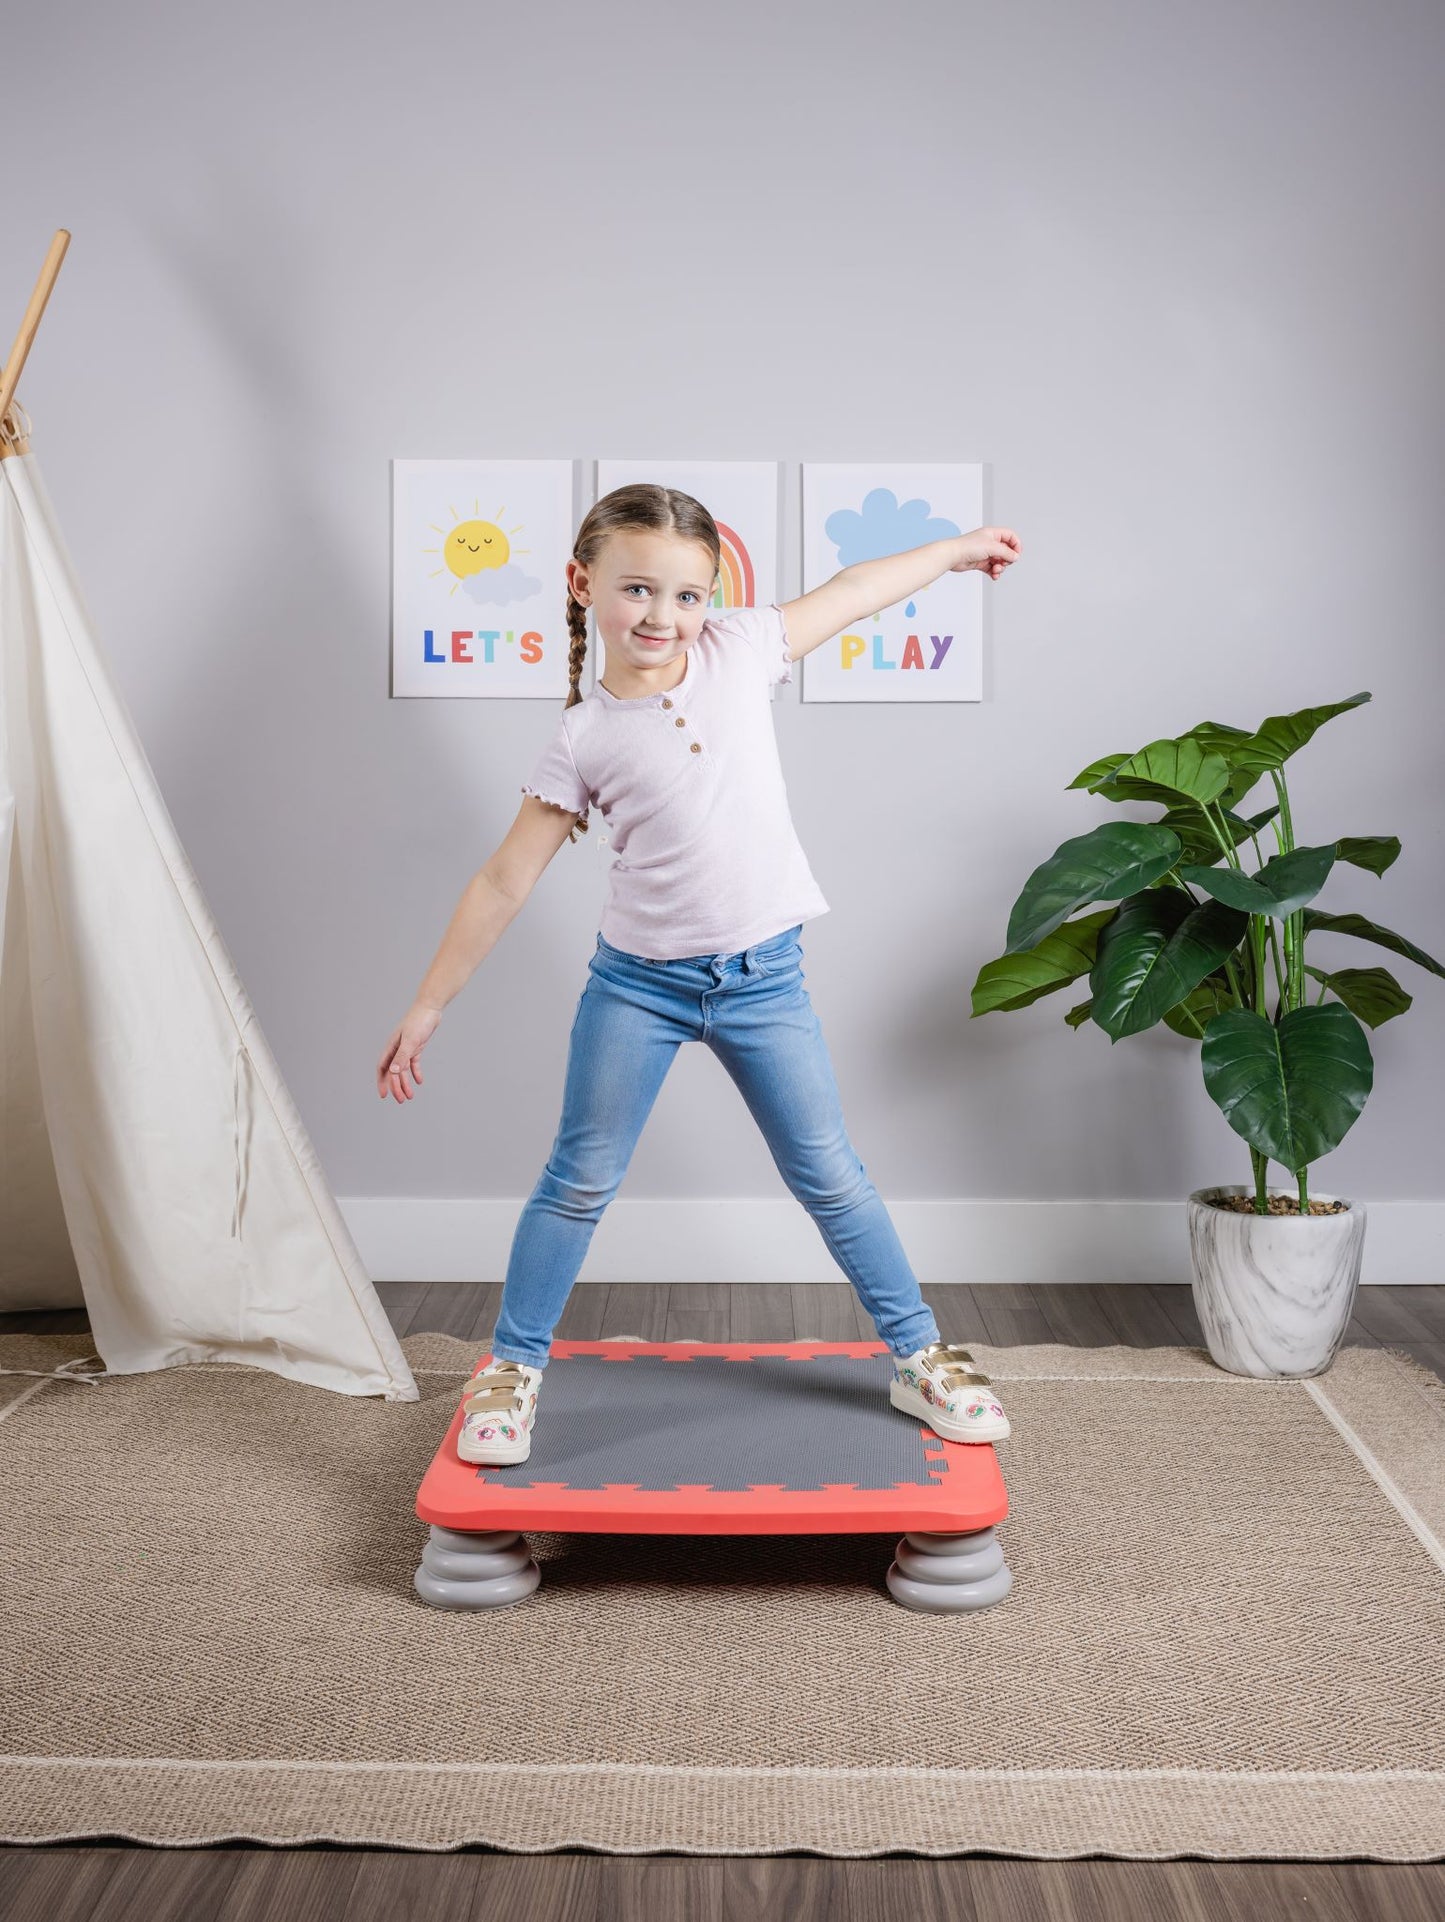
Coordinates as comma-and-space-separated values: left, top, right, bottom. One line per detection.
905, 600, 917, 617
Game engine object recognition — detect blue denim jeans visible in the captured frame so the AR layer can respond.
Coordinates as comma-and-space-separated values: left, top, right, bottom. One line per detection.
489, 923, 942, 1370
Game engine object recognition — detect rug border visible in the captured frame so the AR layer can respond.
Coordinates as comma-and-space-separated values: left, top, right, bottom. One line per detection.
0, 1759, 1441, 1860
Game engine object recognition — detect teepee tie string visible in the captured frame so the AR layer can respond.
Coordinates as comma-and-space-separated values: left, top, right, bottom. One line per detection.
230, 1041, 250, 1239
0, 1353, 111, 1385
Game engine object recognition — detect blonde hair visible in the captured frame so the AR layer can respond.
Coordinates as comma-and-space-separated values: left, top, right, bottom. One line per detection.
560, 483, 721, 844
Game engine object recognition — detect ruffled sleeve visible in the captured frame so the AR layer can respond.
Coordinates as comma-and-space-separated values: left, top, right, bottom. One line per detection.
704, 601, 794, 688
520, 713, 590, 816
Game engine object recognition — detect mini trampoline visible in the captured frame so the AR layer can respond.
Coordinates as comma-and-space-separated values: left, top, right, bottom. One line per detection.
414, 1341, 1013, 1613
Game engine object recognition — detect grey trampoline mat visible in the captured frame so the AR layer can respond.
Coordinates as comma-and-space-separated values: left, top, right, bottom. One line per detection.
473, 1353, 941, 1492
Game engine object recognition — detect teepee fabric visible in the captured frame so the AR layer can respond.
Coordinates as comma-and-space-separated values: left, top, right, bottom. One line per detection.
0, 449, 416, 1402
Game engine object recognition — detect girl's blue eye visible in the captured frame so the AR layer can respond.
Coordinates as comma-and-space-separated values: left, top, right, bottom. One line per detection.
624, 585, 701, 604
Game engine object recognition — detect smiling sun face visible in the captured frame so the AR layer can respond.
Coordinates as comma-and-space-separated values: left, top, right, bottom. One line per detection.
444, 518, 510, 579
423, 502, 530, 595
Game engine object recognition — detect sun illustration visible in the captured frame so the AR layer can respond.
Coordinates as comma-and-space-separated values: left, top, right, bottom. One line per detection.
423, 504, 530, 594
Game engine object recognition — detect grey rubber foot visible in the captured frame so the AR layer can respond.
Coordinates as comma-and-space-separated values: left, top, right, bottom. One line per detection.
413, 1525, 542, 1609
886, 1526, 1013, 1611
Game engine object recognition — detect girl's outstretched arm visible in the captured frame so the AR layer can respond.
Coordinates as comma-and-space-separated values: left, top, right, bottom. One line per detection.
779, 526, 1022, 661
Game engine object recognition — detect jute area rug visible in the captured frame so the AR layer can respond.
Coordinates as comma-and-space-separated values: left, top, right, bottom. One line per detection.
3, 1329, 1444, 1861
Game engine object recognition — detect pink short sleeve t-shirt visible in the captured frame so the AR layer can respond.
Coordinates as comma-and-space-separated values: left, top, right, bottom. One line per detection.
520, 601, 830, 960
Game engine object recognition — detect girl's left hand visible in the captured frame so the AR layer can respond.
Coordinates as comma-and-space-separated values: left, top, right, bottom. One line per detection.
951, 527, 1022, 581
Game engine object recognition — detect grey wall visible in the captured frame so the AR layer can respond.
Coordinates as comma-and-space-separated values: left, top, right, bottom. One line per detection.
7, 0, 1442, 1214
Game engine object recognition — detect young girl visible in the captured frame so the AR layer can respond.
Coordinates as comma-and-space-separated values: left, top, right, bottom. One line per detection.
377, 484, 1023, 1467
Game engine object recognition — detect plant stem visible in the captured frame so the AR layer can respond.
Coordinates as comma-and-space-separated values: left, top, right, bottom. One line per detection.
1251, 1144, 1269, 1211
1270, 770, 1312, 1213
1199, 805, 1254, 1012
1272, 769, 1296, 850
1271, 772, 1301, 1015
1253, 827, 1290, 1007
1212, 789, 1307, 1216
1269, 917, 1287, 1008
1202, 804, 1243, 869
1245, 918, 1260, 1014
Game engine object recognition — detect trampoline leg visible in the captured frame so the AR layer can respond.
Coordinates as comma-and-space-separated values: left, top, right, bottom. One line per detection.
413, 1525, 542, 1609
886, 1527, 1013, 1612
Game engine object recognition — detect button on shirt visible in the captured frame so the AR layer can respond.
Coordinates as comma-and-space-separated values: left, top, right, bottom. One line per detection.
519, 602, 830, 960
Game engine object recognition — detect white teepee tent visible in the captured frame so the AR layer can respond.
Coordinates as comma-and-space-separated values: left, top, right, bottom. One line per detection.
0, 232, 417, 1402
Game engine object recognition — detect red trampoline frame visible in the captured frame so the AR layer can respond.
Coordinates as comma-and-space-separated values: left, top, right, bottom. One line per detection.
416, 1340, 1009, 1536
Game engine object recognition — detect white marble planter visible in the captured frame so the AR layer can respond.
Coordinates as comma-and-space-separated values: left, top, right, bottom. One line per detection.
1186, 1185, 1368, 1379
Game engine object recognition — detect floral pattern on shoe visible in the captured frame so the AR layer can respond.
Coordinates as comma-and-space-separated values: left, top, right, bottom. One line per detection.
951, 1393, 1006, 1422
467, 1420, 519, 1443
457, 1359, 543, 1458
891, 1341, 1011, 1441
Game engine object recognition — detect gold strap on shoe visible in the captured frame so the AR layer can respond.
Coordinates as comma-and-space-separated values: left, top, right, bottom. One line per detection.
460, 1362, 526, 1414
919, 1340, 992, 1389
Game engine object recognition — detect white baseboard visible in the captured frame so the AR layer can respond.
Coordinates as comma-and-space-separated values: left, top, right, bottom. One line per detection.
337, 1197, 1443, 1287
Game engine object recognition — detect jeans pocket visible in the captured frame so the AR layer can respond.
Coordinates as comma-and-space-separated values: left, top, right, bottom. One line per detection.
753, 926, 803, 977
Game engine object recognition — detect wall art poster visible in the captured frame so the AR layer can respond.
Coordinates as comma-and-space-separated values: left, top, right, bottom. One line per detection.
800, 462, 985, 703
391, 458, 575, 698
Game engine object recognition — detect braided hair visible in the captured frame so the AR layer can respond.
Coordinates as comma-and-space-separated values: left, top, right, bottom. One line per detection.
559, 483, 722, 845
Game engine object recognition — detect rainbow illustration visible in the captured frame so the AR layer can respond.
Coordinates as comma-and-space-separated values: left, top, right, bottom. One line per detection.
711, 521, 756, 607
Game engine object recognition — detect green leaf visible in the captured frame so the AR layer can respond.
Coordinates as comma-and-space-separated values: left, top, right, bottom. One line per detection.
1207, 771, 1254, 811
1302, 908, 1445, 980
971, 909, 1116, 1015
1181, 720, 1255, 756
1200, 1004, 1374, 1168
1228, 692, 1372, 775
1090, 892, 1250, 1039
1004, 823, 1183, 953
1064, 999, 1093, 1028
1159, 802, 1276, 867
1155, 811, 1226, 868
1178, 844, 1337, 919
1066, 751, 1131, 792
1334, 835, 1401, 876
1096, 737, 1233, 809
1302, 964, 1412, 1028
1068, 723, 1259, 800
1178, 867, 1274, 913
1162, 975, 1238, 1039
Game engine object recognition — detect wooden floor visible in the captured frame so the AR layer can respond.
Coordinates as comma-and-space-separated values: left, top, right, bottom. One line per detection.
3, 1279, 1443, 1922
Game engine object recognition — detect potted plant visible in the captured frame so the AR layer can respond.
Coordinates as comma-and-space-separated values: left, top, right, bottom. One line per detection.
970, 692, 1442, 1379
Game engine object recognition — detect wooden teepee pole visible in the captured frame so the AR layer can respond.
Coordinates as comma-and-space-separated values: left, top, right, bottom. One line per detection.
0, 229, 71, 460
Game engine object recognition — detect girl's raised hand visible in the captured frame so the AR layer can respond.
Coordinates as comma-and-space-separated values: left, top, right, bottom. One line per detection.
377, 1002, 442, 1103
951, 526, 1022, 581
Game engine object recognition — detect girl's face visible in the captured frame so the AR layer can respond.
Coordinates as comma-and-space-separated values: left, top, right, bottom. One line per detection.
569, 528, 717, 674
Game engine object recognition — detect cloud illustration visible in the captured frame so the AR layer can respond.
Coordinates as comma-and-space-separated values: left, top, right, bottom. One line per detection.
461, 560, 543, 606
824, 487, 961, 566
